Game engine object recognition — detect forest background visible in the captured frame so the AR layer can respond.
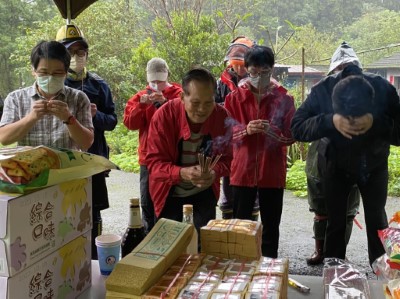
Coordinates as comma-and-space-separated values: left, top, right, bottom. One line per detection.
1, 0, 400, 196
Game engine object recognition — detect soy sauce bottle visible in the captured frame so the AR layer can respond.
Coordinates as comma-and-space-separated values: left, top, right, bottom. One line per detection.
182, 204, 198, 254
121, 198, 145, 257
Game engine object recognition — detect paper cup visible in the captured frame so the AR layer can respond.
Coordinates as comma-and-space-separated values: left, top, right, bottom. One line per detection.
95, 234, 122, 276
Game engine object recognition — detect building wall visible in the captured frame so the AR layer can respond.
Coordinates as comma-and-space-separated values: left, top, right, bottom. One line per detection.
365, 68, 400, 93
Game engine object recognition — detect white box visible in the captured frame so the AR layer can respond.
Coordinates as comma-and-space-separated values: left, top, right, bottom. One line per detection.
0, 177, 92, 276
0, 230, 92, 299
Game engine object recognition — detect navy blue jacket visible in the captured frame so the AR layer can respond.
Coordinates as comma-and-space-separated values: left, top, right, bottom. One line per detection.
65, 72, 117, 158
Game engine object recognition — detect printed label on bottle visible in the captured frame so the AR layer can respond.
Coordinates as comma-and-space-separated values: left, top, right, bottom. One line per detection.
128, 208, 142, 228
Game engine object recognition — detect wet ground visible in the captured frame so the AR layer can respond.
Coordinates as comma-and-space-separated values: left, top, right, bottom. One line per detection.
102, 169, 400, 278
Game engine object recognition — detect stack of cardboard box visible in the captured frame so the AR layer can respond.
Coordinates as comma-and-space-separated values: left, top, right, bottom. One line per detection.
0, 177, 93, 299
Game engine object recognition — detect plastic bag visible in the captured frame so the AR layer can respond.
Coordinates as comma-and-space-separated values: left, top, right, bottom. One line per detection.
0, 146, 117, 193
378, 227, 400, 267
387, 278, 400, 299
372, 253, 400, 281
323, 258, 371, 299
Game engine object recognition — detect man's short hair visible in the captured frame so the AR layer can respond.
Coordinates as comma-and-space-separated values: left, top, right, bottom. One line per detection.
244, 45, 275, 68
30, 40, 71, 72
181, 67, 217, 94
332, 75, 374, 117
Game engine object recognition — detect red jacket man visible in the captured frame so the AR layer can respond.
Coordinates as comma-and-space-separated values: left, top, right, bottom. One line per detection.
123, 58, 182, 235
146, 68, 232, 235
124, 83, 182, 164
224, 45, 295, 258
225, 81, 294, 187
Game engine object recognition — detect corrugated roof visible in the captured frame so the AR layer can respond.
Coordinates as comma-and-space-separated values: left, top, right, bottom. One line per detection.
366, 52, 400, 69
275, 64, 325, 75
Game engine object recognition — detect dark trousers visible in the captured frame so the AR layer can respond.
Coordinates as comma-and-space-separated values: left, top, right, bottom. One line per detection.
220, 176, 260, 217
92, 209, 102, 260
311, 185, 360, 241
140, 165, 157, 235
232, 186, 284, 258
324, 163, 388, 266
91, 172, 109, 260
158, 188, 216, 237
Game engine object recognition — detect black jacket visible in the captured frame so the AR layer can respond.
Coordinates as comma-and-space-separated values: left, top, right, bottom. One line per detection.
65, 72, 117, 158
291, 71, 400, 176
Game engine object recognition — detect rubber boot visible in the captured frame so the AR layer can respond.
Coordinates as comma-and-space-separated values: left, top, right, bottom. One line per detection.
306, 239, 324, 265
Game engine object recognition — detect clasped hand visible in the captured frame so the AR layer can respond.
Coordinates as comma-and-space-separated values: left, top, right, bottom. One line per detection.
246, 119, 270, 135
140, 93, 166, 106
31, 99, 71, 121
333, 113, 373, 139
180, 166, 216, 188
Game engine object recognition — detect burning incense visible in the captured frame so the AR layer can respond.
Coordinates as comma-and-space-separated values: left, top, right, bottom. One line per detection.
198, 153, 222, 173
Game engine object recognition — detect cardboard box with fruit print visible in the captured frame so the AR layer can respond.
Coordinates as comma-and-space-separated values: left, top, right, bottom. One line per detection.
0, 177, 92, 277
0, 230, 91, 299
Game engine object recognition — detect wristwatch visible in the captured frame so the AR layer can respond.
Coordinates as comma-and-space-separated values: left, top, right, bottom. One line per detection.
63, 115, 76, 125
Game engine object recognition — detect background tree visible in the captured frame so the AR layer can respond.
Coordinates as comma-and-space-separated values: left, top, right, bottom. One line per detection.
342, 9, 400, 65
0, 0, 56, 97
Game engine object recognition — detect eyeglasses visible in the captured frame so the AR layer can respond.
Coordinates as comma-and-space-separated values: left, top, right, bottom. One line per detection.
35, 71, 66, 77
68, 49, 87, 57
248, 69, 272, 78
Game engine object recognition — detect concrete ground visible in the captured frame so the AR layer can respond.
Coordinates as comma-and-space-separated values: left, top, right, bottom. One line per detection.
102, 169, 400, 278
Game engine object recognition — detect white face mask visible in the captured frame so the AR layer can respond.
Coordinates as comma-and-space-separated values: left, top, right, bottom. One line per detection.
36, 75, 65, 94
149, 82, 167, 92
70, 54, 87, 73
249, 76, 271, 90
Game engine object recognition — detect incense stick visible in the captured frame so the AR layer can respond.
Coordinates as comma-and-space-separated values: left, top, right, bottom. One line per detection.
198, 153, 222, 173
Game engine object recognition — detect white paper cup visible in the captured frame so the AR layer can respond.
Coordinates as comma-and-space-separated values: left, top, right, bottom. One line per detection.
95, 234, 122, 276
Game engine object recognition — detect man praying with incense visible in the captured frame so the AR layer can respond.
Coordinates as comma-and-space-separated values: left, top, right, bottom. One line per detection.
224, 45, 295, 258
146, 67, 232, 236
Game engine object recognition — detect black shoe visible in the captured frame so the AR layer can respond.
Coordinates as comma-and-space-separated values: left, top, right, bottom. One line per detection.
306, 251, 324, 265
251, 213, 259, 222
222, 212, 233, 219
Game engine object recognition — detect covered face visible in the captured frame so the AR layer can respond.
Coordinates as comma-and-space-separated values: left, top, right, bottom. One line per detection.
67, 42, 88, 73
224, 36, 255, 63
225, 36, 255, 77
181, 80, 215, 124
230, 60, 247, 77
33, 58, 66, 95
246, 65, 273, 90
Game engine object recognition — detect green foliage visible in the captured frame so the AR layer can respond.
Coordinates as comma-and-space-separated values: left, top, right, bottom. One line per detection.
342, 9, 400, 65
388, 146, 400, 196
285, 85, 308, 165
0, 0, 57, 96
150, 12, 231, 80
105, 124, 140, 173
286, 146, 400, 198
286, 159, 307, 198
279, 24, 337, 65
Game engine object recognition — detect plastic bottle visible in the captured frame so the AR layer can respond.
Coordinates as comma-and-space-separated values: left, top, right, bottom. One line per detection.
182, 204, 198, 254
121, 198, 146, 257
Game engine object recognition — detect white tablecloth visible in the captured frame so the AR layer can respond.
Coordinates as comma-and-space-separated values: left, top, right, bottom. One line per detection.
78, 261, 106, 299
79, 261, 385, 299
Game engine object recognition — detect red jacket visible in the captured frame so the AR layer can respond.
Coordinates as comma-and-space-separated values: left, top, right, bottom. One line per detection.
224, 81, 295, 188
146, 99, 233, 216
123, 83, 182, 165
